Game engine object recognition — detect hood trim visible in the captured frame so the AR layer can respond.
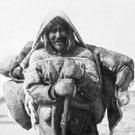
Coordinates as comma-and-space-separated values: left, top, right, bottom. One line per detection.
32, 10, 86, 50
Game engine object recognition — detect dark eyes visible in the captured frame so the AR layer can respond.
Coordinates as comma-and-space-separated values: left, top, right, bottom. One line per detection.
51, 27, 66, 33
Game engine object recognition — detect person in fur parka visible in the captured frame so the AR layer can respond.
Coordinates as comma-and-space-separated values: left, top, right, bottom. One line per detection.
1, 10, 134, 135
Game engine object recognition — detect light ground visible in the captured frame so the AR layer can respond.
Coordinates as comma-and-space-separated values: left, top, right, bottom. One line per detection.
0, 91, 135, 135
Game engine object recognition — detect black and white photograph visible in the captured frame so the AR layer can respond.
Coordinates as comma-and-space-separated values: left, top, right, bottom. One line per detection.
0, 0, 135, 135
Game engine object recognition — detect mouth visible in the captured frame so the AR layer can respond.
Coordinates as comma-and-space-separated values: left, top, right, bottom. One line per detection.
55, 41, 64, 45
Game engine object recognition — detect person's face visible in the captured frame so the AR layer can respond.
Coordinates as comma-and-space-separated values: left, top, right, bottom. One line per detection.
48, 24, 68, 54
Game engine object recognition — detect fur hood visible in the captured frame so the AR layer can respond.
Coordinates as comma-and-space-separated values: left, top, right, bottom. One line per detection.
32, 10, 86, 54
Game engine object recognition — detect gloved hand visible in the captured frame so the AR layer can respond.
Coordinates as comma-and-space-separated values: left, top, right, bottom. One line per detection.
61, 59, 85, 80
54, 79, 75, 97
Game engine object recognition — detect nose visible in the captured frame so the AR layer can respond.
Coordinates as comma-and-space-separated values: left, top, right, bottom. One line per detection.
55, 31, 61, 38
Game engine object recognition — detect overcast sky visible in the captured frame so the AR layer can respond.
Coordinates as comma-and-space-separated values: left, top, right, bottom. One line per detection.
0, 0, 135, 58
0, 0, 135, 93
